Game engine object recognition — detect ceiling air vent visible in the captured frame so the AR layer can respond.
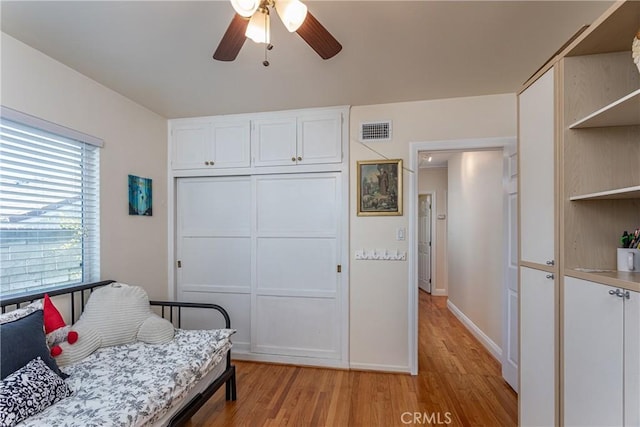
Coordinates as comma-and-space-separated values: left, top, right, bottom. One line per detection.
359, 120, 392, 142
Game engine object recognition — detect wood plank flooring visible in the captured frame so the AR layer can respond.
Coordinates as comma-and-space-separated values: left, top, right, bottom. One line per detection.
187, 291, 518, 426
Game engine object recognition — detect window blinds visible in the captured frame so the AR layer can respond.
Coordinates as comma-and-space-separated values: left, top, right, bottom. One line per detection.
0, 113, 100, 297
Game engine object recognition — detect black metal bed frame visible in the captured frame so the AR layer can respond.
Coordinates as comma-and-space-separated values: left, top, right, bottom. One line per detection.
0, 280, 237, 426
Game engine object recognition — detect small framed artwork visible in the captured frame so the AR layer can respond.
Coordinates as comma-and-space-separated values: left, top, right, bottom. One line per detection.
357, 159, 403, 216
128, 175, 152, 216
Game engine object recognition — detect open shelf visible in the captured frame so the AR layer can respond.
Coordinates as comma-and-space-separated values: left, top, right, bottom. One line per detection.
566, 268, 640, 293
570, 185, 640, 201
569, 89, 640, 129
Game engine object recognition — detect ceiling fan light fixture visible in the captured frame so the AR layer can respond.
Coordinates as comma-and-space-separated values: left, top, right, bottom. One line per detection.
230, 0, 260, 18
245, 9, 271, 44
275, 0, 308, 32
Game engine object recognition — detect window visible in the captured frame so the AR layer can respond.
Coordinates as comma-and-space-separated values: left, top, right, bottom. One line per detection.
0, 107, 101, 297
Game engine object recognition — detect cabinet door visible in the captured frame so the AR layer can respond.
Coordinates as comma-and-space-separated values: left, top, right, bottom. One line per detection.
625, 290, 639, 427
297, 112, 342, 165
171, 122, 210, 170
520, 266, 556, 427
210, 119, 250, 168
564, 277, 624, 427
252, 117, 297, 166
519, 68, 555, 266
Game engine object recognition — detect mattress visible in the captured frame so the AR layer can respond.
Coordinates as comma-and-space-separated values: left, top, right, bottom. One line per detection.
19, 328, 234, 427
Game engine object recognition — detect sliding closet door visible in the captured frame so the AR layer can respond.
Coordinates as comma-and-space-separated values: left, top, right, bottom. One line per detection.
176, 176, 252, 353
253, 173, 341, 359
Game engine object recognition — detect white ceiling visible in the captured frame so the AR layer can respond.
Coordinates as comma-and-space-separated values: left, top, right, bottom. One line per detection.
1, 1, 613, 119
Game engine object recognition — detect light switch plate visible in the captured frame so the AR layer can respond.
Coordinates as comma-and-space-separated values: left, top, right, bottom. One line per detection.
396, 227, 406, 241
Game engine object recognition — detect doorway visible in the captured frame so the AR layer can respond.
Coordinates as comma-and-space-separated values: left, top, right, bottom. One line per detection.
418, 193, 433, 294
408, 137, 517, 391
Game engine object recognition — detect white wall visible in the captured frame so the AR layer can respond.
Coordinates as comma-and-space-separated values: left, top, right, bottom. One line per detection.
349, 95, 516, 371
447, 151, 504, 348
417, 167, 448, 295
1, 33, 169, 299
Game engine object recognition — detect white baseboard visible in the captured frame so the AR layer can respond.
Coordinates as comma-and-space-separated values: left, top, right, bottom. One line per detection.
432, 289, 448, 296
349, 362, 410, 374
232, 351, 349, 370
446, 300, 502, 362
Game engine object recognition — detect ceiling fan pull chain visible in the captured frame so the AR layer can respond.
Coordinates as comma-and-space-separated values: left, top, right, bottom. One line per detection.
262, 9, 271, 66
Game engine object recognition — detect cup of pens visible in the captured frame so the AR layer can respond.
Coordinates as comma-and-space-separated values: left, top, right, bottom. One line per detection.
618, 229, 640, 272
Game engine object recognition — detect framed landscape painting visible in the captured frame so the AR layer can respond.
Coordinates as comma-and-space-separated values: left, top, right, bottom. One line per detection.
357, 159, 403, 216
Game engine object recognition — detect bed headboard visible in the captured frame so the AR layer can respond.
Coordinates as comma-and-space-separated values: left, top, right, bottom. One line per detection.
0, 280, 116, 322
0, 280, 231, 329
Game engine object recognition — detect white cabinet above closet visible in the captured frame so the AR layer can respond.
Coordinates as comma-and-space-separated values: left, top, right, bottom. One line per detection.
252, 111, 342, 167
170, 106, 346, 174
171, 118, 250, 170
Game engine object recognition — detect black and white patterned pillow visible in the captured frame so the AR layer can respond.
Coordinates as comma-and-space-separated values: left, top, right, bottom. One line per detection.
0, 357, 72, 426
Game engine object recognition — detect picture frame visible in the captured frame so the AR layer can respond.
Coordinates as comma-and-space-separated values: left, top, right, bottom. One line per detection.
357, 159, 403, 216
128, 174, 152, 216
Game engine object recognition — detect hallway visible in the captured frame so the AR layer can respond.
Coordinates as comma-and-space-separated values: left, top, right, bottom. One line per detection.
189, 290, 518, 426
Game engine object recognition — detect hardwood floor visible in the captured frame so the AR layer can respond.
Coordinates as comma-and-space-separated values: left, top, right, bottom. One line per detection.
188, 290, 518, 426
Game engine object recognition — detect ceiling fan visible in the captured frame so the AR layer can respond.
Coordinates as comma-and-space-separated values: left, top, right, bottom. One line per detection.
213, 0, 342, 64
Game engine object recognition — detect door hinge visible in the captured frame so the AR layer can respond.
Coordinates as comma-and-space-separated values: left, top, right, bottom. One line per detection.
177, 260, 182, 268
337, 264, 342, 273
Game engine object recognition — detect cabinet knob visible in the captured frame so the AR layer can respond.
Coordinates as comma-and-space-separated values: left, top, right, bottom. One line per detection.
291, 157, 296, 162
546, 274, 554, 280
210, 161, 214, 166
297, 156, 302, 161
204, 161, 210, 165
546, 260, 555, 266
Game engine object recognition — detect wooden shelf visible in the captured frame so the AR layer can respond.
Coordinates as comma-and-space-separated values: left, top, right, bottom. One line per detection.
570, 185, 640, 201
564, 1, 640, 57
569, 89, 640, 129
565, 268, 640, 293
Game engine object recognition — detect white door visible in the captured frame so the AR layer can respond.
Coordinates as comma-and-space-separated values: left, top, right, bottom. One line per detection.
519, 68, 555, 266
252, 173, 342, 360
519, 267, 556, 427
176, 177, 253, 353
625, 289, 640, 427
418, 194, 432, 293
564, 277, 624, 427
502, 143, 518, 391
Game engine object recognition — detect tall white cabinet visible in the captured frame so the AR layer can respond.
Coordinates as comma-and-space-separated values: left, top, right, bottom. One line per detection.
518, 66, 558, 426
169, 106, 349, 368
518, 2, 640, 426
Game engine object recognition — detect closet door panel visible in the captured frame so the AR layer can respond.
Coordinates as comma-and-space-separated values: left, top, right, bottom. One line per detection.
253, 295, 339, 358
177, 176, 252, 354
178, 177, 251, 235
178, 290, 251, 353
253, 173, 341, 359
256, 238, 337, 295
256, 174, 338, 236
181, 237, 251, 292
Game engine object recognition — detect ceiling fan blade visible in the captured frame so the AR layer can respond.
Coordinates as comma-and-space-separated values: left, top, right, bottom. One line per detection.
295, 11, 342, 60
213, 14, 249, 61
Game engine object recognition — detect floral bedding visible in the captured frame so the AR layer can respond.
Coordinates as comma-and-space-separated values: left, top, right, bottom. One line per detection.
19, 328, 234, 427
